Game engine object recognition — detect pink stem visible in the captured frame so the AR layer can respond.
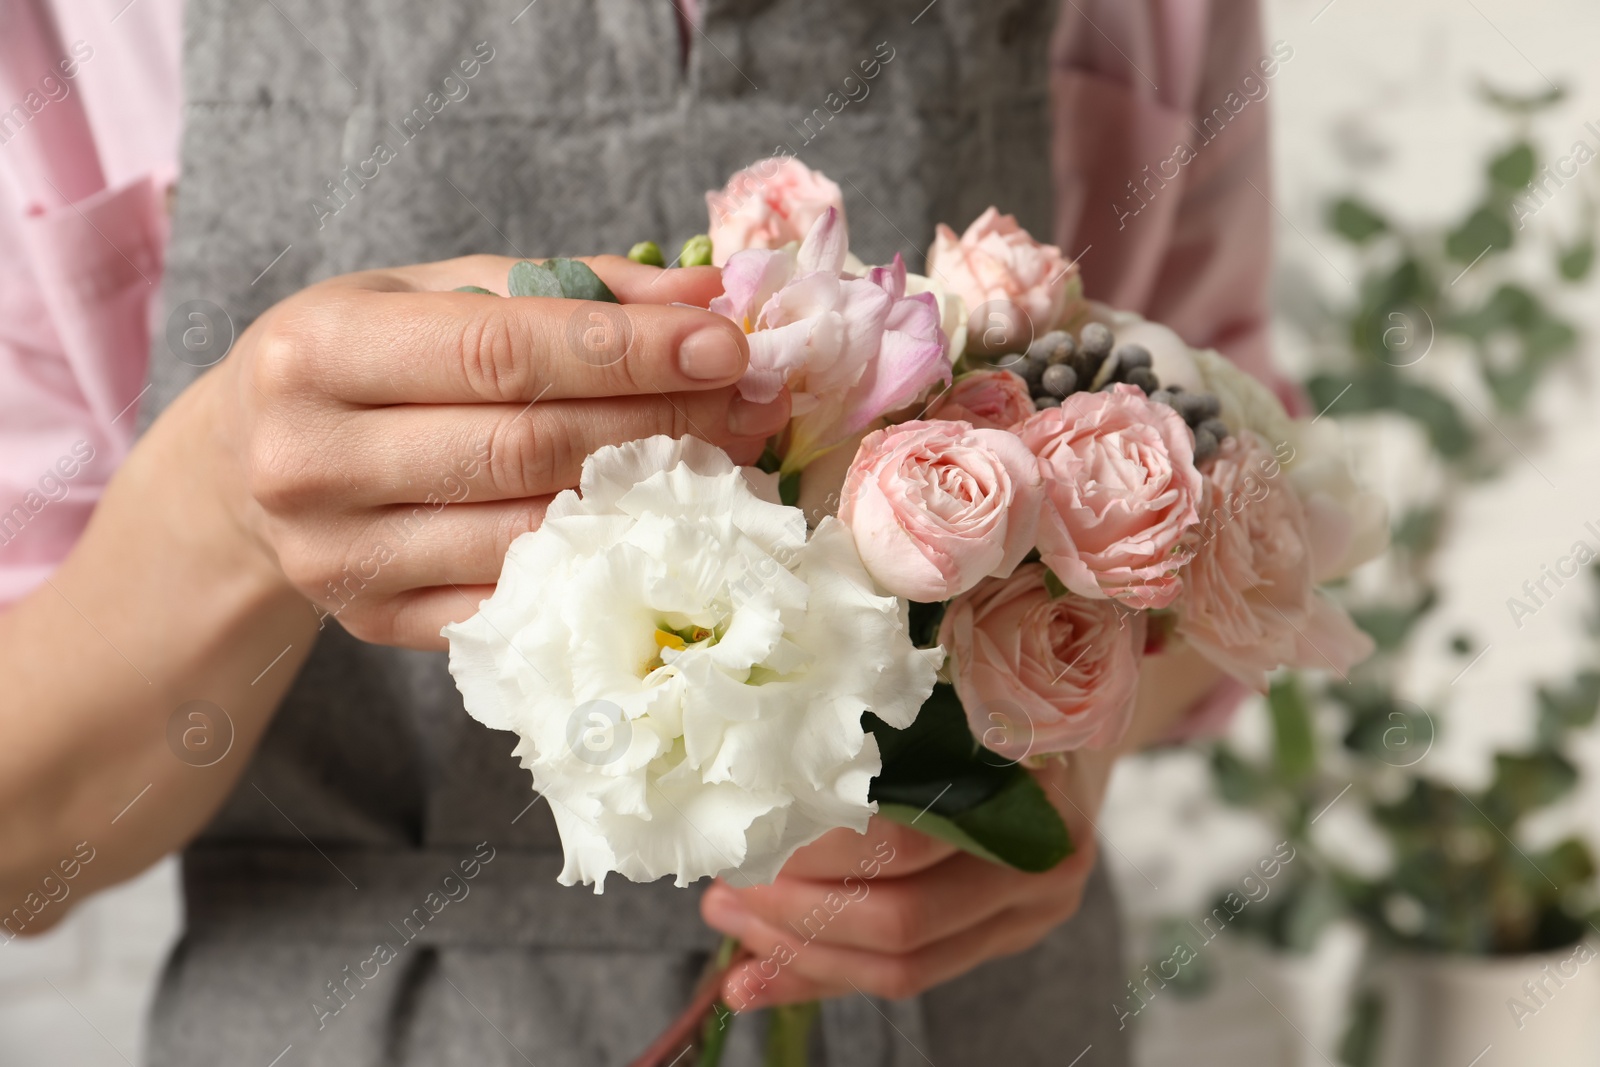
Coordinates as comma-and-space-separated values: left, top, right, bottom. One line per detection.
627, 948, 751, 1067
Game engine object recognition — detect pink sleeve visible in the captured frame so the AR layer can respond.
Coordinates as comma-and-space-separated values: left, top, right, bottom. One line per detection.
1049, 0, 1290, 399
1050, 0, 1278, 738
0, 1, 173, 607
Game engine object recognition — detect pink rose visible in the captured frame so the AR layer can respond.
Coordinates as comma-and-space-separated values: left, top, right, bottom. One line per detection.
1018, 385, 1202, 610
927, 207, 1079, 350
939, 565, 1145, 759
926, 369, 1035, 431
839, 419, 1043, 602
1175, 433, 1375, 691
711, 211, 950, 472
706, 157, 847, 267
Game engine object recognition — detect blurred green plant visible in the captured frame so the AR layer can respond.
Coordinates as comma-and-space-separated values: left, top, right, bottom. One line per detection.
1142, 81, 1600, 1057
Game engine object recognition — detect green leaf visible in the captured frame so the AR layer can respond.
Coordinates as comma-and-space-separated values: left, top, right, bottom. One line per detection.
868, 685, 1014, 813
1278, 875, 1345, 953
627, 240, 666, 267
452, 284, 498, 295
1559, 241, 1595, 281
1390, 506, 1445, 555
1488, 142, 1537, 191
507, 260, 562, 298
1484, 750, 1579, 820
1305, 372, 1474, 458
1210, 745, 1271, 806
1266, 676, 1317, 786
869, 684, 1073, 872
679, 234, 714, 267
1043, 569, 1069, 599
546, 257, 619, 303
881, 775, 1073, 874
1477, 79, 1567, 115
1446, 204, 1514, 263
1349, 588, 1438, 651
1328, 197, 1389, 243
777, 470, 801, 508
1536, 671, 1600, 745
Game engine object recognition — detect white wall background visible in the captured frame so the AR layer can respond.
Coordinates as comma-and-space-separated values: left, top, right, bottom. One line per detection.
5, 0, 1599, 1064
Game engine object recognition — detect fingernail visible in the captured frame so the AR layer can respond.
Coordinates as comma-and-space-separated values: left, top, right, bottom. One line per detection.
680, 328, 745, 380
728, 394, 790, 438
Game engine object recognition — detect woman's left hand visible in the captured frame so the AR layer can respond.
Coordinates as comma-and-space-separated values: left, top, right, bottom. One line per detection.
699, 746, 1116, 1008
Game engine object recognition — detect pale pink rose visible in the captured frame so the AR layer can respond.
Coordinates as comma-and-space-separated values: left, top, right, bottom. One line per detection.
839, 419, 1043, 602
1176, 433, 1376, 691
927, 207, 1079, 350
711, 211, 950, 472
706, 157, 847, 267
939, 565, 1145, 759
925, 369, 1035, 431
1018, 385, 1202, 610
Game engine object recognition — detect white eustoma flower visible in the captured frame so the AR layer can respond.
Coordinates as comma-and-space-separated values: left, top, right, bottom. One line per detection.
444, 435, 941, 892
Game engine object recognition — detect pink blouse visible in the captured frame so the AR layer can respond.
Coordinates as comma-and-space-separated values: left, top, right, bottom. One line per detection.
0, 0, 1275, 744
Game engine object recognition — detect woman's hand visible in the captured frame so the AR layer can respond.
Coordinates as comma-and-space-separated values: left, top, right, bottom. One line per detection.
0, 253, 785, 928
696, 640, 1223, 1006
700, 748, 1115, 1008
206, 253, 788, 648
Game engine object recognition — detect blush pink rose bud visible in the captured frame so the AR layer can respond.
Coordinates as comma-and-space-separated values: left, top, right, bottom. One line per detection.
927, 207, 1079, 352
1018, 384, 1202, 610
939, 565, 1145, 759
706, 157, 848, 267
926, 369, 1035, 431
1175, 433, 1376, 691
839, 419, 1044, 602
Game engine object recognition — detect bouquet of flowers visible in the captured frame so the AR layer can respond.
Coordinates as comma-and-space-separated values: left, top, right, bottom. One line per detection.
442, 158, 1386, 1065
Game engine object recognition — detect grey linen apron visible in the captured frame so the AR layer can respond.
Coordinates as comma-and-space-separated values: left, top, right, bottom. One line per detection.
141, 1, 1129, 1063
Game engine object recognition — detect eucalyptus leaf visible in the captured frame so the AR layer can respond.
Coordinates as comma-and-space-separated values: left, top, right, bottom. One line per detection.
1488, 142, 1537, 191
1328, 197, 1388, 243
507, 260, 563, 298
546, 257, 619, 303
453, 285, 498, 295
1559, 241, 1595, 281
1446, 204, 1513, 262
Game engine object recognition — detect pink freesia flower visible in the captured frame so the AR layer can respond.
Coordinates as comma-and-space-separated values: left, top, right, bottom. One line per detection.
839, 419, 1043, 602
926, 369, 1035, 431
927, 208, 1080, 350
939, 565, 1145, 760
1018, 385, 1202, 610
1175, 433, 1375, 691
706, 157, 847, 267
710, 210, 951, 472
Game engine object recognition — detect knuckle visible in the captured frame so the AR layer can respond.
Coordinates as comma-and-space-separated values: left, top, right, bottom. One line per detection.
245, 428, 314, 513
876, 892, 926, 952
459, 310, 529, 400
495, 500, 545, 550
485, 414, 561, 497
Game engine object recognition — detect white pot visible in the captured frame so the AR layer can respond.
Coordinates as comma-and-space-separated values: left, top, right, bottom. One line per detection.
1375, 940, 1600, 1067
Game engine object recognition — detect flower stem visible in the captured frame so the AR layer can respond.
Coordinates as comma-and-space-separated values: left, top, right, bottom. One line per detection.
627, 937, 746, 1067
764, 1000, 819, 1067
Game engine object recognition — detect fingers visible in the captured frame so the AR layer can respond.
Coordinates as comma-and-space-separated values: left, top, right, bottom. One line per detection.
318, 583, 498, 651
383, 254, 727, 308
715, 899, 1070, 1008
706, 852, 1024, 955
312, 390, 789, 505
280, 288, 752, 406
776, 818, 959, 882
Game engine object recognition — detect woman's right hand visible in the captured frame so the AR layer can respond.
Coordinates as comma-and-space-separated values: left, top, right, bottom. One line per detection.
203, 253, 787, 649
